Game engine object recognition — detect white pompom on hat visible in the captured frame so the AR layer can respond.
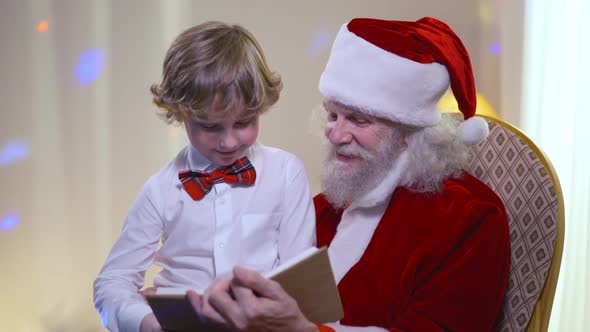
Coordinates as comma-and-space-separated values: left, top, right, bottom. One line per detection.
319, 17, 489, 145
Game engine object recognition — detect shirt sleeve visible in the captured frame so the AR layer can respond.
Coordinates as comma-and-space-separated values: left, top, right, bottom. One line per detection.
93, 179, 164, 332
277, 156, 317, 262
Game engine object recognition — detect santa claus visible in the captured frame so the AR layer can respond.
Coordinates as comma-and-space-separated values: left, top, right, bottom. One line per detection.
191, 16, 510, 332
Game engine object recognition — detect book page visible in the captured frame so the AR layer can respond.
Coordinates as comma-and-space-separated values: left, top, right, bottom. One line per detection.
155, 246, 319, 296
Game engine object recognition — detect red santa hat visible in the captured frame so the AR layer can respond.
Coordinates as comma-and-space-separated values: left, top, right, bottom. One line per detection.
319, 17, 488, 145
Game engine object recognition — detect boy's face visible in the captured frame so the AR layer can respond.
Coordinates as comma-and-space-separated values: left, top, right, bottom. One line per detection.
184, 108, 259, 166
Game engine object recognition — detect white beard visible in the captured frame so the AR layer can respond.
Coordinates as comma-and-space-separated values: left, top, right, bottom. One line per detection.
321, 132, 404, 209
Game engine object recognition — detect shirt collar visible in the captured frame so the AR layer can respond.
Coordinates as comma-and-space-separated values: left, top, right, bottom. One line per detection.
187, 143, 257, 172
188, 145, 215, 171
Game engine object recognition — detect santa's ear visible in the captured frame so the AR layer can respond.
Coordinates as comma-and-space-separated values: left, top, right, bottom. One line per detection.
393, 122, 418, 149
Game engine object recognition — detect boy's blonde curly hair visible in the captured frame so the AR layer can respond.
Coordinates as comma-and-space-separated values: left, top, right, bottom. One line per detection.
151, 21, 283, 124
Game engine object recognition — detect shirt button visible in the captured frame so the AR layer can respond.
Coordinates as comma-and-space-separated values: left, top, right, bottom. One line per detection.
218, 198, 225, 205
218, 242, 224, 248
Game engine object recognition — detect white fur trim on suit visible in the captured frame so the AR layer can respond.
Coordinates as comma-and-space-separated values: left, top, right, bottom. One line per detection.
319, 24, 450, 127
328, 149, 411, 284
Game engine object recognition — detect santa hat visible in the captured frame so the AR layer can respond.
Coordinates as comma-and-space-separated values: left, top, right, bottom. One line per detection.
319, 17, 488, 145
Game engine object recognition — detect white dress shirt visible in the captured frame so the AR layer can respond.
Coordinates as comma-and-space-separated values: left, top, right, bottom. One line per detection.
93, 142, 316, 332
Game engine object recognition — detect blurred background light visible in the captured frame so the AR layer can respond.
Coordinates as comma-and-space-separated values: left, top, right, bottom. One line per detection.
75, 48, 105, 85
439, 90, 499, 118
306, 28, 335, 58
478, 2, 494, 25
37, 19, 49, 33
0, 213, 20, 231
490, 40, 502, 54
0, 140, 30, 167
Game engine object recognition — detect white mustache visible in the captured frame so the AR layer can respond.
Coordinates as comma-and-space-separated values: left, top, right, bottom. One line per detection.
328, 142, 373, 160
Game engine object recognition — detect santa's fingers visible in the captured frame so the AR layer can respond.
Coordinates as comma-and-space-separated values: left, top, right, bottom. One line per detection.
232, 266, 285, 301
209, 283, 250, 330
201, 278, 233, 326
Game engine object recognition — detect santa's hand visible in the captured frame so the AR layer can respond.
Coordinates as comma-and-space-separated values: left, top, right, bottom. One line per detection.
207, 266, 319, 332
187, 279, 232, 330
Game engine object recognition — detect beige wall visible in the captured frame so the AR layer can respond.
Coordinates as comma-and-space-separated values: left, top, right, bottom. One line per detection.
0, 1, 519, 330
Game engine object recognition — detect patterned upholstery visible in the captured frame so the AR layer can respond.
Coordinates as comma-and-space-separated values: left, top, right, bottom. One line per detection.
464, 117, 561, 332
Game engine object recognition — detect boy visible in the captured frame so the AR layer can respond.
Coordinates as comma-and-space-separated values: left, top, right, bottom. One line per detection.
93, 21, 316, 332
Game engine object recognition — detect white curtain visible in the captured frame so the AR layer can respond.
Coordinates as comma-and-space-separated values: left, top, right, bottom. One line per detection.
6, 1, 498, 331
521, 0, 590, 330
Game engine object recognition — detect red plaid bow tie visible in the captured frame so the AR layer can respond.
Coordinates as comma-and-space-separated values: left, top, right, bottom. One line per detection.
179, 157, 256, 200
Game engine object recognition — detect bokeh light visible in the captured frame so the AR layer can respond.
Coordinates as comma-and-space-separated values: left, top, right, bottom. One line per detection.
0, 213, 20, 231
306, 28, 335, 58
438, 90, 499, 118
37, 19, 49, 33
478, 2, 494, 25
75, 48, 105, 85
490, 40, 502, 55
0, 140, 30, 166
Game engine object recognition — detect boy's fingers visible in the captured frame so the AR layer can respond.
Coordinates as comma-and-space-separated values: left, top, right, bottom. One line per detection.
138, 286, 158, 299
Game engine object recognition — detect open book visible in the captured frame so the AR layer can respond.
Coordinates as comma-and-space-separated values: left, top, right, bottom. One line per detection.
146, 246, 343, 331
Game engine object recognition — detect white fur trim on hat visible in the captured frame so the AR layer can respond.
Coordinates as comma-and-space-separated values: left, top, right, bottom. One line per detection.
319, 24, 450, 127
458, 116, 489, 145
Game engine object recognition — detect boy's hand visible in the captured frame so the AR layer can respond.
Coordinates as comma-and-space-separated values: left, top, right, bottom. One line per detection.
139, 313, 163, 332
138, 286, 158, 299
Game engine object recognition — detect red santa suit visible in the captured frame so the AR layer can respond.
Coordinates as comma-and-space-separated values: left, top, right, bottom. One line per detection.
315, 165, 510, 332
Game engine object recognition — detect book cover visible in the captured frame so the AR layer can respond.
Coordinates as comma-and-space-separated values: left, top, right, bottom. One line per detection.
146, 246, 343, 331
